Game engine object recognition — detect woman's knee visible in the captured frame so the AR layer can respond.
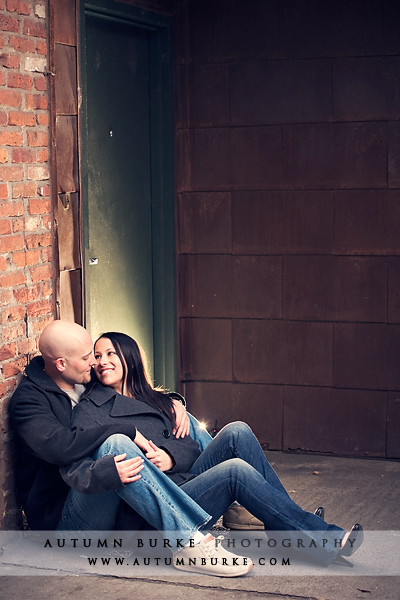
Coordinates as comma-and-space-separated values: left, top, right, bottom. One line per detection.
98, 433, 140, 456
221, 421, 253, 438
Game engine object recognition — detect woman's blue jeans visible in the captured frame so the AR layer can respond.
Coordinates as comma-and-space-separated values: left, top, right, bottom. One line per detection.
57, 420, 344, 564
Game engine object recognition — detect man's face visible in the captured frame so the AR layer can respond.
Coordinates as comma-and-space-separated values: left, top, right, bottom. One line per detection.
60, 336, 96, 388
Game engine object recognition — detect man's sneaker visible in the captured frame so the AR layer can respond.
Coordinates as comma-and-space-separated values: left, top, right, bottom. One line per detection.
222, 504, 264, 530
173, 534, 253, 577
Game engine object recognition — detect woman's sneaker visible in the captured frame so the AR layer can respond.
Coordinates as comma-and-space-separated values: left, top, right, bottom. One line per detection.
173, 534, 253, 577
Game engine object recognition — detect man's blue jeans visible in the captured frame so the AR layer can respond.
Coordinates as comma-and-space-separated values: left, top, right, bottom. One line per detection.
58, 420, 343, 564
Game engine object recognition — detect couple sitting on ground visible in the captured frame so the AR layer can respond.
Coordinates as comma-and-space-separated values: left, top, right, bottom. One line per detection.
9, 320, 364, 577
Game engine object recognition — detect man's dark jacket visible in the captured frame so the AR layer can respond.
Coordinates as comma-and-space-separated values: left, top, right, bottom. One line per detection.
9, 356, 137, 530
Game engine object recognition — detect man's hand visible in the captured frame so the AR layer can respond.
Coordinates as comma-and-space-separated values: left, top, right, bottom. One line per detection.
145, 440, 173, 472
172, 398, 190, 438
114, 453, 144, 484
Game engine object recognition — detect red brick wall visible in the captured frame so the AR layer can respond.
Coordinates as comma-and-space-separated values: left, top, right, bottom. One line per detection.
176, 0, 400, 458
0, 0, 52, 528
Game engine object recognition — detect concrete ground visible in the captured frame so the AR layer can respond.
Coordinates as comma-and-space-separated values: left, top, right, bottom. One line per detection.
1, 451, 399, 600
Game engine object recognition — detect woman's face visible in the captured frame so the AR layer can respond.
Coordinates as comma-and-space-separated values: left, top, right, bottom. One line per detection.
93, 337, 125, 394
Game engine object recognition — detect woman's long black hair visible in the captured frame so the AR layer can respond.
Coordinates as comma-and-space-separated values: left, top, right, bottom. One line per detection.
94, 331, 176, 428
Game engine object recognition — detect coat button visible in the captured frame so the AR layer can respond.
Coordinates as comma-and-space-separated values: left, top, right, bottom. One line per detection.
162, 429, 171, 438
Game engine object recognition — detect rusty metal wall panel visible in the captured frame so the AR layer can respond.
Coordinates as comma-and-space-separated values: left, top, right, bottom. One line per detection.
387, 392, 400, 458
283, 256, 387, 322
54, 43, 78, 115
57, 192, 80, 271
388, 122, 400, 189
180, 127, 282, 192
178, 192, 232, 254
59, 268, 82, 324
180, 318, 232, 381
53, 0, 77, 45
232, 191, 334, 255
283, 386, 387, 457
233, 320, 333, 387
335, 190, 400, 255
334, 323, 400, 391
282, 122, 387, 189
230, 59, 332, 126
55, 115, 79, 193
185, 381, 284, 450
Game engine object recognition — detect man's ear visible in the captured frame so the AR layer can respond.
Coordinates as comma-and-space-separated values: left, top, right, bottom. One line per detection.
54, 358, 66, 373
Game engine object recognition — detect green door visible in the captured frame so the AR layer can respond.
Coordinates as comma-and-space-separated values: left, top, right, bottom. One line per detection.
81, 4, 176, 389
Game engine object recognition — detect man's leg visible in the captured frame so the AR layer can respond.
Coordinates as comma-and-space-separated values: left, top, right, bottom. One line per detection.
58, 434, 211, 545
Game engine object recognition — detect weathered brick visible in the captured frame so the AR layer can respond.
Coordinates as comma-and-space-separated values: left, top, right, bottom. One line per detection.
0, 13, 19, 32
42, 281, 52, 297
0, 304, 25, 323
42, 214, 51, 229
1, 322, 26, 342
30, 263, 51, 282
6, 0, 31, 15
16, 337, 37, 354
0, 342, 16, 361
13, 215, 40, 232
36, 114, 48, 127
11, 147, 35, 163
0, 271, 26, 289
0, 52, 20, 69
0, 289, 13, 307
12, 249, 40, 267
23, 18, 46, 38
0, 234, 24, 253
0, 256, 7, 270
0, 200, 24, 216
0, 165, 24, 181
8, 35, 35, 53
28, 198, 50, 214
37, 184, 49, 197
2, 356, 27, 378
0, 131, 23, 146
27, 165, 49, 180
36, 40, 47, 55
0, 111, 7, 126
12, 181, 38, 198
37, 147, 48, 161
0, 149, 8, 163
27, 130, 48, 146
25, 232, 51, 248
27, 298, 53, 318
7, 72, 33, 90
8, 111, 35, 126
30, 315, 53, 334
13, 283, 40, 303
0, 380, 17, 397
34, 75, 46, 91
0, 219, 12, 235
0, 184, 8, 200
25, 93, 48, 110
24, 56, 47, 73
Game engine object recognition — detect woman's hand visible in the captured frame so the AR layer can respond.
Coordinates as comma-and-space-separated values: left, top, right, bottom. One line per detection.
134, 430, 152, 454
172, 399, 190, 438
145, 440, 173, 472
114, 453, 144, 484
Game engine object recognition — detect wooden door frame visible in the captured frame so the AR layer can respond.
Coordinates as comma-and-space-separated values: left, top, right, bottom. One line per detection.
78, 0, 177, 389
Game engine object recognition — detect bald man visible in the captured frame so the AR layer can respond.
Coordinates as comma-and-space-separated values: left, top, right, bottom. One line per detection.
9, 320, 142, 530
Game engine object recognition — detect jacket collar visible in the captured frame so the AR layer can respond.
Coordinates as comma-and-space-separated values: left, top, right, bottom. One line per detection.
85, 382, 163, 417
24, 355, 69, 393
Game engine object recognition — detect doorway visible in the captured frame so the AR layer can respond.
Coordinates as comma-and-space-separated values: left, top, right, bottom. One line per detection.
80, 2, 176, 389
